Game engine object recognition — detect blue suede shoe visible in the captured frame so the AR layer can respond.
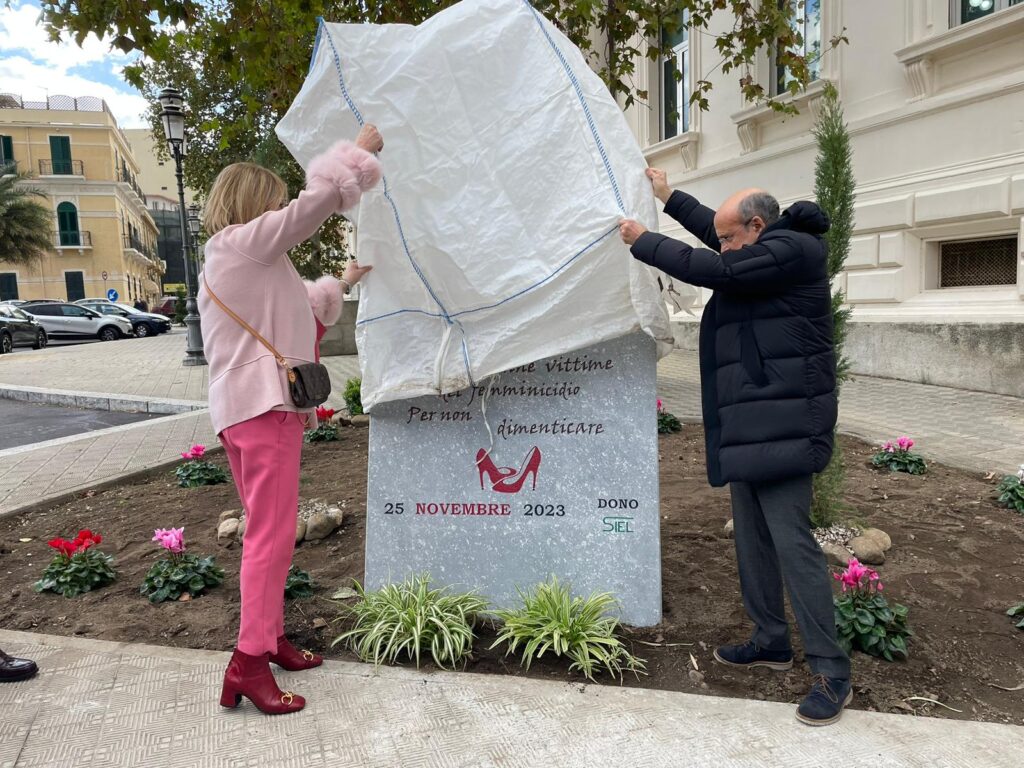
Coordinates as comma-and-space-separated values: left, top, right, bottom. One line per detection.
797, 675, 853, 726
712, 640, 793, 671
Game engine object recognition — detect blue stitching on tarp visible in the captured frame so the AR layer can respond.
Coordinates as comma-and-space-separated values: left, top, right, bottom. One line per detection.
520, 0, 625, 214
357, 307, 445, 327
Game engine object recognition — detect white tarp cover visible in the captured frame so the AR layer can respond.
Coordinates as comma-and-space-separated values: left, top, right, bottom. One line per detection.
277, 0, 675, 410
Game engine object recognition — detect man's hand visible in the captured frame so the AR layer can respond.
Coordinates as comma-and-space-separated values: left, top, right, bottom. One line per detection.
355, 124, 383, 153
646, 167, 671, 204
619, 219, 647, 246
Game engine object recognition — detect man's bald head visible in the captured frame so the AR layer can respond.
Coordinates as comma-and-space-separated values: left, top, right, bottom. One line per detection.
714, 188, 780, 252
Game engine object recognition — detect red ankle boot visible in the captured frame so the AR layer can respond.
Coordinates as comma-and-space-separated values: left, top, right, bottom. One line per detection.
220, 648, 305, 715
269, 635, 323, 671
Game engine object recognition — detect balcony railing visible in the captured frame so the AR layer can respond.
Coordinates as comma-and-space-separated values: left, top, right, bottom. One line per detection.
55, 230, 92, 248
39, 159, 84, 176
123, 234, 156, 260
119, 167, 147, 204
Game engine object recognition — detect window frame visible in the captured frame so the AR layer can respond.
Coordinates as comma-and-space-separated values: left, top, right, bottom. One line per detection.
659, 10, 691, 141
951, 0, 1023, 27
936, 235, 1019, 289
772, 0, 823, 98
56, 202, 81, 247
63, 273, 86, 303
0, 135, 13, 167
0, 272, 18, 301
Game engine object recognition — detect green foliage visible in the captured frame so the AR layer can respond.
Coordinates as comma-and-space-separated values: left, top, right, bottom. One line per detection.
34, 549, 116, 598
811, 81, 855, 525
995, 474, 1024, 514
305, 423, 339, 443
172, 285, 187, 325
811, 436, 845, 529
1008, 603, 1024, 630
332, 576, 487, 669
0, 165, 53, 266
657, 410, 682, 434
140, 553, 224, 603
284, 565, 315, 599
491, 576, 645, 682
175, 459, 228, 488
835, 591, 911, 662
344, 377, 363, 416
871, 449, 927, 476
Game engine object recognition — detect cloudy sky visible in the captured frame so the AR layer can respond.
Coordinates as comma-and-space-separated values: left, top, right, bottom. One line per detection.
0, 0, 149, 128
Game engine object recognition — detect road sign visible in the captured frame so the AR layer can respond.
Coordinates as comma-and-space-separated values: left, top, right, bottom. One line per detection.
101, 271, 108, 280
107, 289, 119, 301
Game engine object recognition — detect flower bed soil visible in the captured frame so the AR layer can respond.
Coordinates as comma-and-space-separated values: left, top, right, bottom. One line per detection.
1, 426, 1022, 725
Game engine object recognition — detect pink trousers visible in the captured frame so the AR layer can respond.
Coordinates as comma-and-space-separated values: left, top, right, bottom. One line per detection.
220, 410, 305, 655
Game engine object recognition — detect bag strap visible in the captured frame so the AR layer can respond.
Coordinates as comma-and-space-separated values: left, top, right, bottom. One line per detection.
202, 276, 292, 375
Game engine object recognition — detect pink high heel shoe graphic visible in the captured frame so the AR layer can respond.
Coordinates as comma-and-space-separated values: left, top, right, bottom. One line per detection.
476, 447, 542, 494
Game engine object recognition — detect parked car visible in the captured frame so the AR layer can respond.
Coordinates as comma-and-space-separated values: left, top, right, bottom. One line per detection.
0, 299, 28, 307
76, 301, 172, 337
0, 304, 47, 353
20, 302, 133, 342
153, 295, 179, 319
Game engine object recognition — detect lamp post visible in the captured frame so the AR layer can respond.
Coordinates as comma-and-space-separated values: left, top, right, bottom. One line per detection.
186, 203, 202, 270
159, 86, 206, 366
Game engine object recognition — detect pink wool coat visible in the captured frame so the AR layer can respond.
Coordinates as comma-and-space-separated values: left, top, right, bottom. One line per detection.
198, 141, 381, 434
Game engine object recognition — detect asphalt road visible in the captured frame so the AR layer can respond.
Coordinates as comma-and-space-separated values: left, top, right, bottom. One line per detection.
0, 399, 160, 450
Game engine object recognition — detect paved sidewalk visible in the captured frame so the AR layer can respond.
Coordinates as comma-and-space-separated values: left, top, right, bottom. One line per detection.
0, 629, 1020, 768
1, 331, 1020, 517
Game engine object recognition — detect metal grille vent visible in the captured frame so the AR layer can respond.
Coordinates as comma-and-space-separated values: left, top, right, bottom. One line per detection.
939, 237, 1018, 288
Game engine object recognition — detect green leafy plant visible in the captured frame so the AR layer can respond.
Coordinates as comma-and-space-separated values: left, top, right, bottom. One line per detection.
284, 565, 314, 600
491, 576, 645, 682
305, 406, 340, 443
1008, 603, 1024, 630
175, 444, 228, 487
656, 398, 682, 434
834, 558, 910, 661
344, 378, 363, 416
995, 466, 1024, 514
871, 436, 927, 475
140, 527, 224, 603
34, 529, 116, 598
172, 285, 187, 325
332, 575, 487, 669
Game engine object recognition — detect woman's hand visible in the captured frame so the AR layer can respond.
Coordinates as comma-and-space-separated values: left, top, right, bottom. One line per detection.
342, 259, 373, 291
356, 124, 383, 154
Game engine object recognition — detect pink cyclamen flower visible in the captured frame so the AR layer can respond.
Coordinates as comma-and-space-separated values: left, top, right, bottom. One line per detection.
153, 527, 185, 554
657, 399, 664, 412
882, 440, 895, 454
896, 436, 914, 452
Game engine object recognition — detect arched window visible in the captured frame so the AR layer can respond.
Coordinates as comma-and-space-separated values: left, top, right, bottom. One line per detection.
57, 202, 80, 246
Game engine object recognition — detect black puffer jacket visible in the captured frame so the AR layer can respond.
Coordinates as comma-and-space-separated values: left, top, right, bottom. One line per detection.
632, 191, 837, 487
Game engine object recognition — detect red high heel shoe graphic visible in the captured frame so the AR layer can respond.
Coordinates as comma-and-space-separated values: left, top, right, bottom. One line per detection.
476, 447, 542, 494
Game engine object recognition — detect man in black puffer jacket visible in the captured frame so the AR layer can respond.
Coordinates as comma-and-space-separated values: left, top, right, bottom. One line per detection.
620, 169, 851, 727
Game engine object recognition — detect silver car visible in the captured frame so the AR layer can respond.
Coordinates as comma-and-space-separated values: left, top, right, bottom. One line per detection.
20, 302, 133, 342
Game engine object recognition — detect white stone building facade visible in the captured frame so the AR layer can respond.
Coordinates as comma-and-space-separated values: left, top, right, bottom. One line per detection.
622, 0, 1024, 396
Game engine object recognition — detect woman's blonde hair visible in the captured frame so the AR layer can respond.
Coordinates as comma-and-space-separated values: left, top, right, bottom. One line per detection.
203, 162, 289, 235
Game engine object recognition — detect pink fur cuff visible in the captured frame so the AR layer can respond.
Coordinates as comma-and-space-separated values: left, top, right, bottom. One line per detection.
305, 275, 344, 326
306, 140, 382, 211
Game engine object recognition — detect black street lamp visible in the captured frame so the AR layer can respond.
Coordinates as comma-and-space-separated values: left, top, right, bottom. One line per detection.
186, 203, 202, 268
159, 86, 206, 367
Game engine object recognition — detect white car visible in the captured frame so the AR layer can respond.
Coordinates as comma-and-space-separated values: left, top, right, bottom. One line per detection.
20, 302, 133, 342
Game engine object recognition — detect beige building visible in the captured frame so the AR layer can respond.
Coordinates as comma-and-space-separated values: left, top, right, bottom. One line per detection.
123, 128, 195, 205
624, 0, 1024, 396
0, 94, 163, 305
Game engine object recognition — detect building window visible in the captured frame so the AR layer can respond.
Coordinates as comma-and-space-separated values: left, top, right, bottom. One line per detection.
57, 202, 81, 246
774, 0, 822, 96
65, 271, 85, 302
954, 0, 1023, 25
660, 9, 690, 140
0, 135, 13, 169
49, 136, 74, 175
939, 237, 1018, 287
0, 273, 17, 301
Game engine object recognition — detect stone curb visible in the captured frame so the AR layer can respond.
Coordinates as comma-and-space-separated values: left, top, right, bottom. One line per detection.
0, 384, 207, 414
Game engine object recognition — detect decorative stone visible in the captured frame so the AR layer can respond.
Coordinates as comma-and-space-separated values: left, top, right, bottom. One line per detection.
326, 505, 344, 527
217, 518, 239, 544
364, 333, 662, 626
723, 519, 734, 538
860, 527, 892, 552
236, 518, 247, 543
821, 542, 852, 568
350, 414, 370, 427
305, 513, 339, 541
295, 519, 307, 544
219, 509, 242, 523
848, 536, 885, 565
